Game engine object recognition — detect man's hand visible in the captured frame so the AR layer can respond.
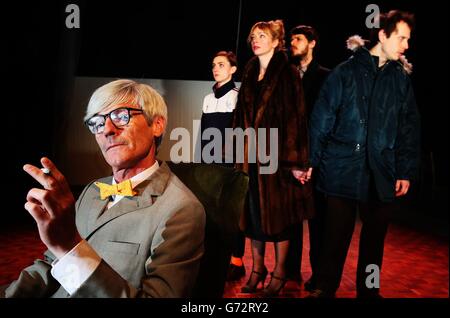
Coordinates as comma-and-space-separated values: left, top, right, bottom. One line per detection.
292, 168, 313, 184
23, 157, 81, 259
395, 180, 410, 197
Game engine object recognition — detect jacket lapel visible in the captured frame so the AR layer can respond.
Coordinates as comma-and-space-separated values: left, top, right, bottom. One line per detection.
84, 162, 171, 239
85, 196, 109, 236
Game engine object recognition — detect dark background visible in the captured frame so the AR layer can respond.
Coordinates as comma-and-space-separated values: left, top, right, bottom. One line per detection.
4, 0, 449, 233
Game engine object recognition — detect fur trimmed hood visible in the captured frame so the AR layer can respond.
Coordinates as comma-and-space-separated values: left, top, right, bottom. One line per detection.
346, 35, 413, 74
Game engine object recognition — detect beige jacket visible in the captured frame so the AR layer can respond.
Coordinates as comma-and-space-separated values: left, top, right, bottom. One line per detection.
5, 162, 205, 298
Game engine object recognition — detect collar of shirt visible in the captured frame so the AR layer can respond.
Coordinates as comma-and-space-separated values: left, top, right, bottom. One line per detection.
109, 161, 160, 207
213, 80, 236, 99
298, 64, 308, 78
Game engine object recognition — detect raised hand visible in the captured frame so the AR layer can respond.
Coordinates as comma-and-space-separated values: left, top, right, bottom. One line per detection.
23, 157, 81, 259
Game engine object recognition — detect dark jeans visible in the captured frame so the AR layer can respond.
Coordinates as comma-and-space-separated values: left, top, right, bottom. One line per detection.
232, 230, 246, 258
285, 222, 303, 278
315, 194, 390, 296
286, 190, 327, 280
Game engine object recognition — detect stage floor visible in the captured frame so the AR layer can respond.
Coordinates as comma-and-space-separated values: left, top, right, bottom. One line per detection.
1, 220, 447, 298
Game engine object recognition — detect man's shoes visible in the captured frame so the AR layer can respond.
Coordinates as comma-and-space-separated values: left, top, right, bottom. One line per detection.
304, 278, 316, 292
306, 289, 336, 298
226, 264, 246, 281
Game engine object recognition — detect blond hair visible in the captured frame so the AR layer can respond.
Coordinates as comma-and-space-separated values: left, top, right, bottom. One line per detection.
247, 19, 285, 52
85, 79, 167, 125
85, 79, 168, 149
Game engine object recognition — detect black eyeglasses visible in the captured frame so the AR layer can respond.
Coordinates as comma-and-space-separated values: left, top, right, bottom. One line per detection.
85, 106, 144, 134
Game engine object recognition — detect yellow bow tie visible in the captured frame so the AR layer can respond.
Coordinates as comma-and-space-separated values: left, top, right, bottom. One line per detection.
94, 179, 137, 200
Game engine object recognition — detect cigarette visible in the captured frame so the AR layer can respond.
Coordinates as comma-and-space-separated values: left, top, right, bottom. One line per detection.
41, 168, 51, 175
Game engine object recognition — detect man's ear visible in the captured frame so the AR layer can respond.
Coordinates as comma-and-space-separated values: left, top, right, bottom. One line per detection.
152, 116, 166, 137
309, 39, 317, 50
230, 65, 237, 75
378, 29, 387, 43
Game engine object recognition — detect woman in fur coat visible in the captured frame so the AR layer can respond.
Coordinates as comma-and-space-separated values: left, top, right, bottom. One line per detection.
233, 19, 313, 297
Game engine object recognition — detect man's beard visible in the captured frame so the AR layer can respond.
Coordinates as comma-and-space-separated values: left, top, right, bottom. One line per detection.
297, 51, 308, 61
290, 51, 307, 64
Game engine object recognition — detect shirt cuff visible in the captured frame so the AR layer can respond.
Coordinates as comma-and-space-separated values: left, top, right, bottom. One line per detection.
50, 240, 101, 295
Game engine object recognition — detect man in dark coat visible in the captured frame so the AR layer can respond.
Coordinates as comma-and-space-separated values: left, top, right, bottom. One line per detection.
308, 10, 420, 298
285, 25, 330, 289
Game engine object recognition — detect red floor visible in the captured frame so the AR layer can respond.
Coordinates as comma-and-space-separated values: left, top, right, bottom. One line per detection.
223, 221, 448, 298
1, 221, 448, 298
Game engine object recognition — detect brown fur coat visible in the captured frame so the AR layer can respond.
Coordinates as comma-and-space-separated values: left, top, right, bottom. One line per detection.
233, 51, 314, 236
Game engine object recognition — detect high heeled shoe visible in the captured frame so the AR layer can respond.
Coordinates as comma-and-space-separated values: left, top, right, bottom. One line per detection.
240, 267, 268, 293
262, 273, 288, 297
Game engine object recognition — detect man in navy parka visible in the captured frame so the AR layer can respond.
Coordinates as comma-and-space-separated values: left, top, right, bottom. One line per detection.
308, 10, 420, 298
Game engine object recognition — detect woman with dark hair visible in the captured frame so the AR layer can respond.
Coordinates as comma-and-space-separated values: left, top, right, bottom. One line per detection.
200, 51, 248, 281
201, 51, 239, 162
